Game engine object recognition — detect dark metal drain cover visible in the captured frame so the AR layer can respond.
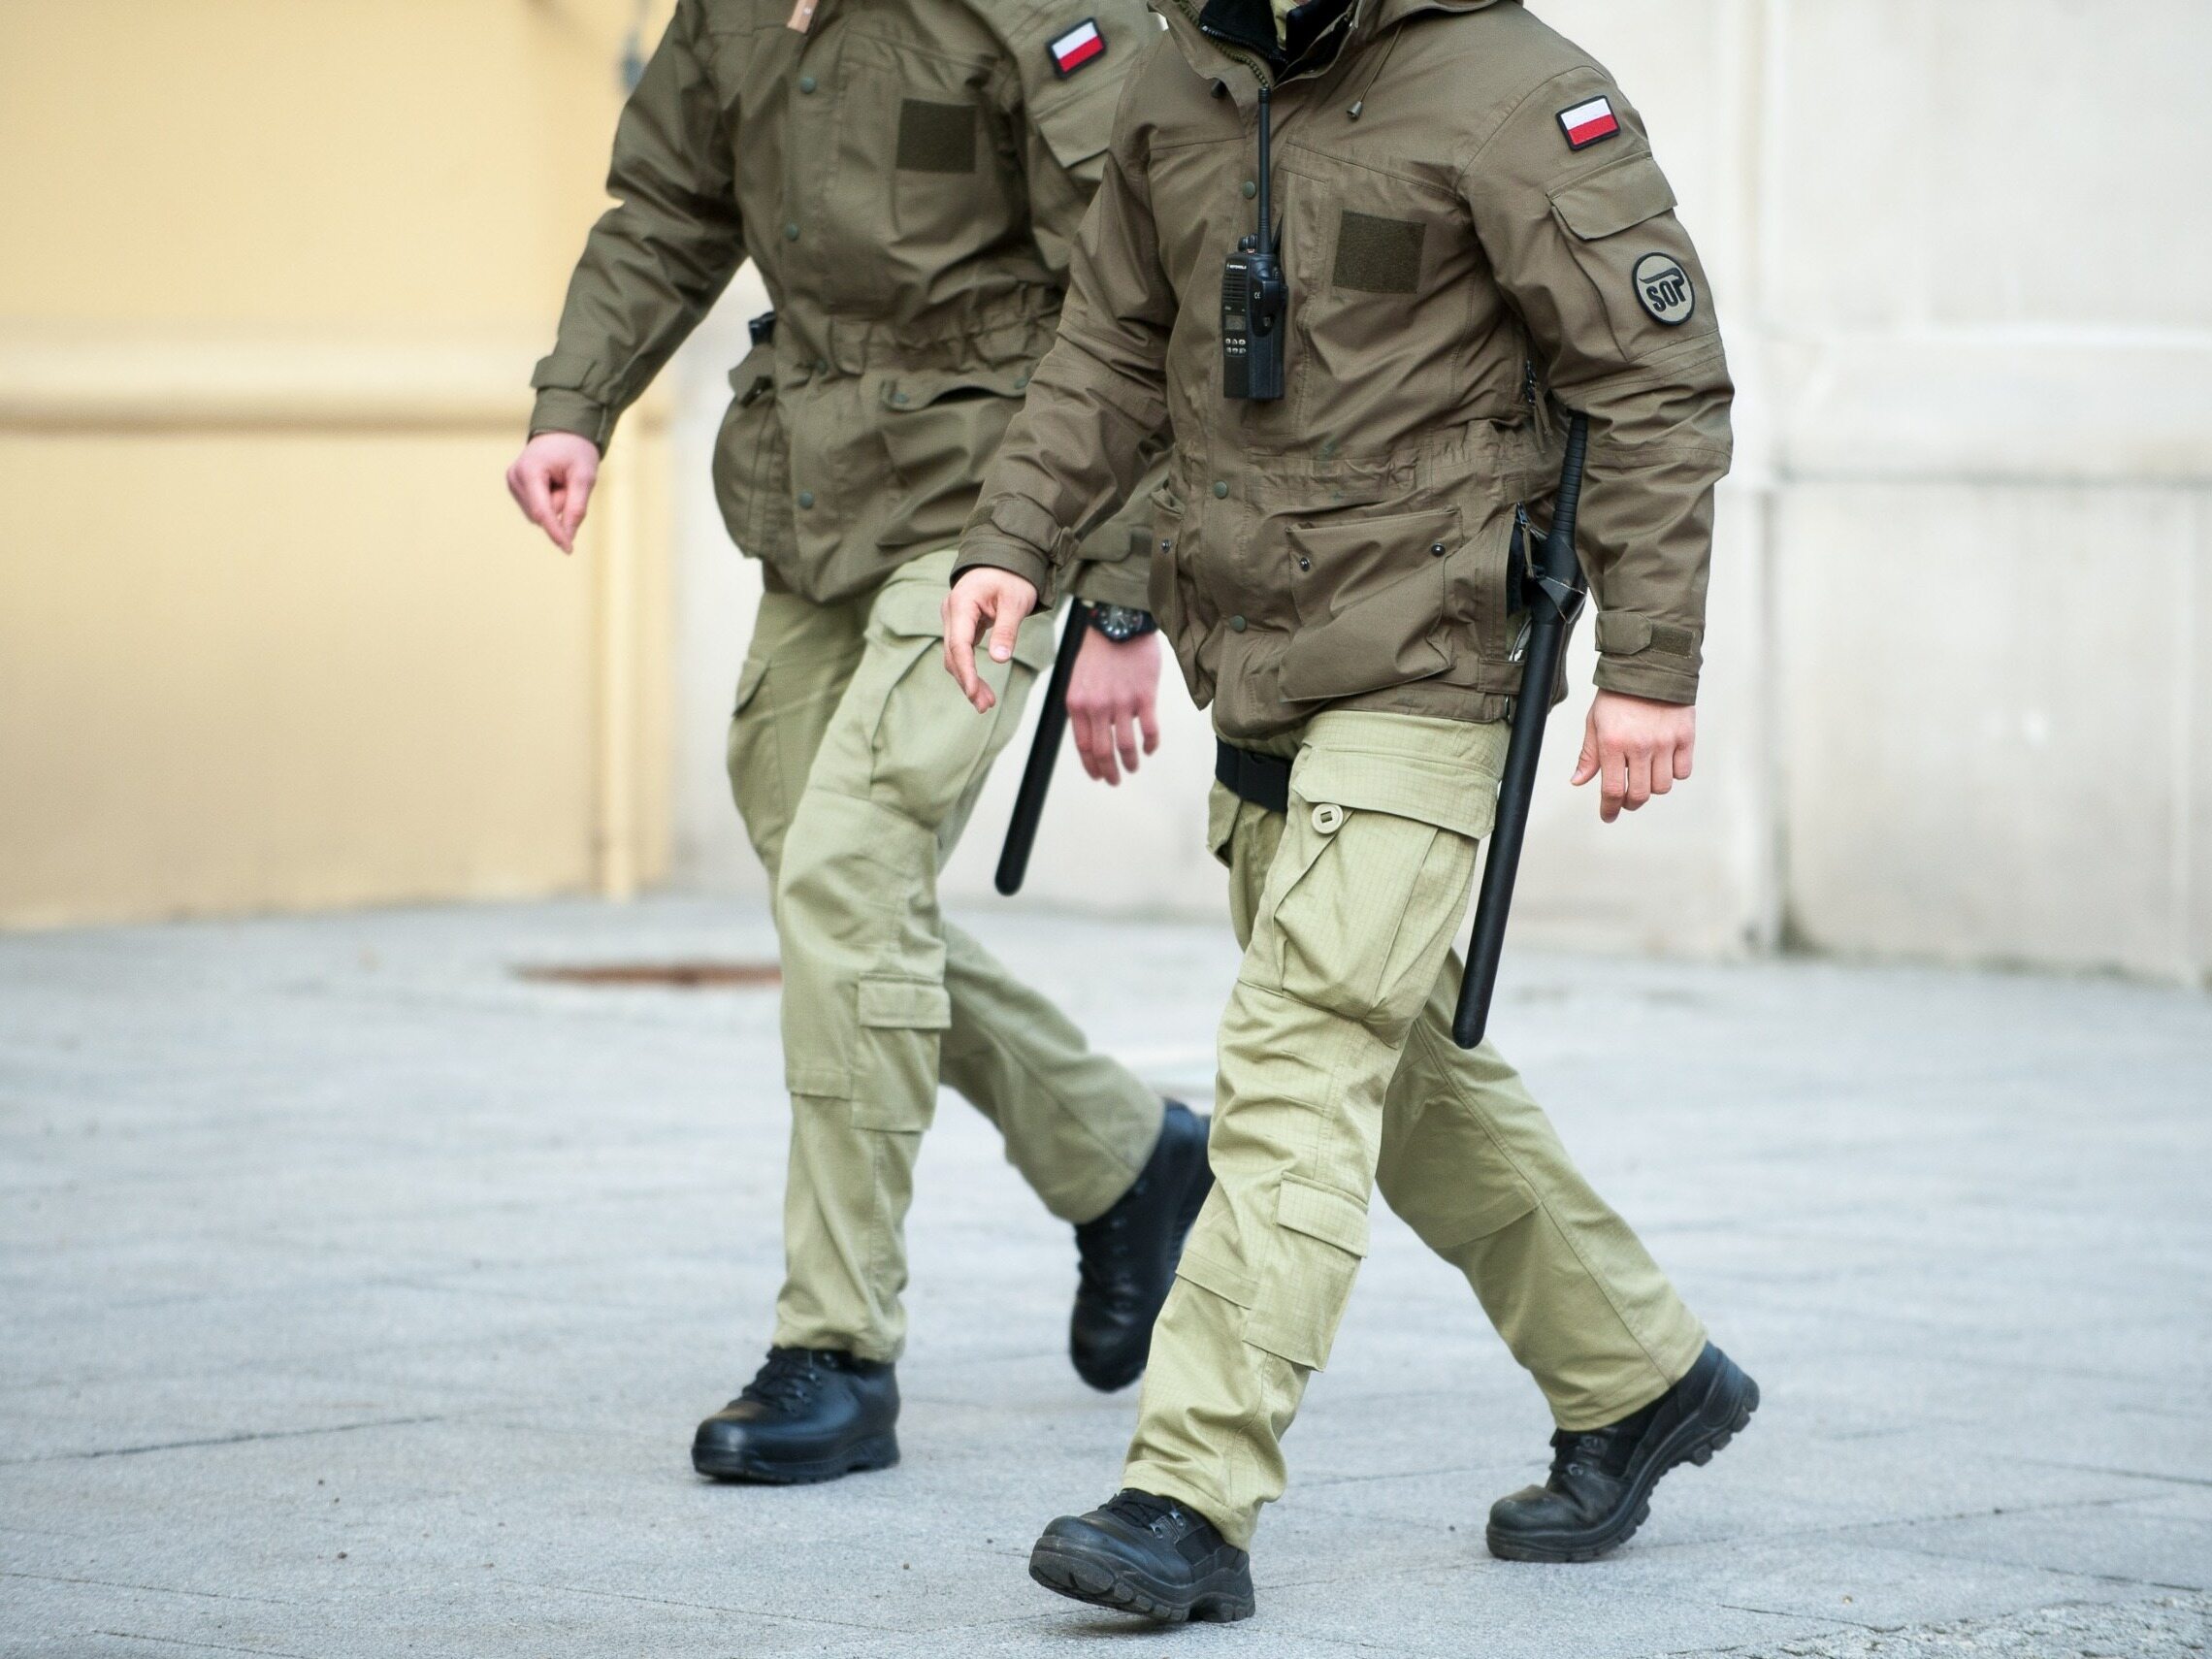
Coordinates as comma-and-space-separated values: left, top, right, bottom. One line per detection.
514, 961, 782, 990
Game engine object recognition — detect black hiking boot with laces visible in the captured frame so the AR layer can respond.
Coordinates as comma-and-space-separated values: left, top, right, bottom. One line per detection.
1487, 1342, 1759, 1561
1030, 1489, 1255, 1624
1070, 1101, 1213, 1392
691, 1347, 899, 1484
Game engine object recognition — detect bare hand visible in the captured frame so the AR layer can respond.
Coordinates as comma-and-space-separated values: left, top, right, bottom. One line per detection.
1572, 690, 1696, 824
942, 568, 1040, 713
1067, 626, 1162, 785
504, 432, 601, 554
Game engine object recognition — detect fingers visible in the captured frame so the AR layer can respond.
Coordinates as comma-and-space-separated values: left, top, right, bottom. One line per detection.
987, 607, 1022, 667
1623, 747, 1653, 812
1571, 709, 1602, 787
1675, 728, 1697, 781
555, 461, 596, 550
1070, 707, 1117, 784
941, 592, 992, 712
1600, 743, 1628, 824
1139, 695, 1160, 756
1113, 709, 1142, 776
514, 461, 562, 549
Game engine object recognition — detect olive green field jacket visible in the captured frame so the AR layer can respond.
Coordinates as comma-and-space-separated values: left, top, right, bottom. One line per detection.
957, 0, 1734, 736
530, 0, 1163, 608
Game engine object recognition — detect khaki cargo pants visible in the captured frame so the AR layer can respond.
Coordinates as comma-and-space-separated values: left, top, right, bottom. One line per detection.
1123, 710, 1707, 1547
727, 549, 1163, 1364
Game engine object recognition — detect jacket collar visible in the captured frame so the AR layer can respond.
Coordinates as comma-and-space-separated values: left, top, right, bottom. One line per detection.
1160, 0, 1510, 97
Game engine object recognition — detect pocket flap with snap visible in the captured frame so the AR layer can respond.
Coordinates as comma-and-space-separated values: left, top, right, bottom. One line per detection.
1549, 155, 1677, 242
1291, 734, 1508, 844
882, 366, 1027, 411
858, 975, 952, 1030
1277, 1177, 1370, 1257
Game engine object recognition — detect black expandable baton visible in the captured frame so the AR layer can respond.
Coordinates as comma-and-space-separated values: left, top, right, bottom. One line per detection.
993, 600, 1090, 896
1453, 412, 1592, 1049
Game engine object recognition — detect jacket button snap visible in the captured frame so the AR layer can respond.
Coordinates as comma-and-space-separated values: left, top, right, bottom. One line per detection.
1229, 614, 1248, 632
1212, 480, 1229, 499
892, 391, 909, 405
1312, 803, 1345, 834
798, 75, 817, 93
783, 222, 799, 241
814, 357, 830, 374
1015, 374, 1029, 390
1241, 179, 1256, 199
1431, 542, 1448, 557
797, 491, 816, 509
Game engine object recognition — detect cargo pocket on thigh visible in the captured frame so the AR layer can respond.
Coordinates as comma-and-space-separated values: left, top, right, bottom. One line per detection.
851, 974, 951, 1130
1245, 1177, 1371, 1371
1264, 747, 1489, 1030
867, 577, 1045, 827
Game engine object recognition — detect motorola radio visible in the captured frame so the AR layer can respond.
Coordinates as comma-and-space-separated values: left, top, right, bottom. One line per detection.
1220, 84, 1287, 401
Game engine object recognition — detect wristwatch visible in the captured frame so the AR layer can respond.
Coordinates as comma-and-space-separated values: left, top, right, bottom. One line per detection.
1086, 602, 1158, 643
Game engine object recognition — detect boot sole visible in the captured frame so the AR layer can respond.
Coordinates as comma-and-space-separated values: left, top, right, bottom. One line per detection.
1072, 1143, 1219, 1395
1029, 1538, 1255, 1624
1486, 1367, 1760, 1564
692, 1431, 899, 1486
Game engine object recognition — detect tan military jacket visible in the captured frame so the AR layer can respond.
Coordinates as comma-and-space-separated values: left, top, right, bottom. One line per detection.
530, 0, 1159, 607
958, 0, 1734, 738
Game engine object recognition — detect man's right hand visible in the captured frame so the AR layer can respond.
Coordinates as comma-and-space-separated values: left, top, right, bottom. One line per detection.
942, 567, 1041, 713
504, 432, 601, 554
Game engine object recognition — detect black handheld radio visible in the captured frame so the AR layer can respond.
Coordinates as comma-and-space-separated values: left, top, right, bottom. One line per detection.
1220, 85, 1287, 401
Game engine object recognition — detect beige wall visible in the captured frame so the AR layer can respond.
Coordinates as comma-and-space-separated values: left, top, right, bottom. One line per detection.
0, 1, 673, 927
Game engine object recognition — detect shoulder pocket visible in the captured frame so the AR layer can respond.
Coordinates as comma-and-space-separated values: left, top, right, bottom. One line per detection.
1548, 153, 1677, 241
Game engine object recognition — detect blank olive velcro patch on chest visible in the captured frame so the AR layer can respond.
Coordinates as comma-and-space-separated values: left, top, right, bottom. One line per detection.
895, 99, 977, 173
1331, 211, 1425, 294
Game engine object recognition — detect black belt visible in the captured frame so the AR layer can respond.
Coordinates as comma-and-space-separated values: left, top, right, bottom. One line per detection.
1215, 741, 1291, 814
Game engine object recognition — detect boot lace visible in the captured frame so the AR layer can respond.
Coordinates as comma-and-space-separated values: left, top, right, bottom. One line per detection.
739, 1348, 830, 1412
1103, 1489, 1182, 1532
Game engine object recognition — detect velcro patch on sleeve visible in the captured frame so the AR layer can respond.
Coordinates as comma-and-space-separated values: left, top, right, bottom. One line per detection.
1049, 17, 1106, 76
1557, 95, 1620, 151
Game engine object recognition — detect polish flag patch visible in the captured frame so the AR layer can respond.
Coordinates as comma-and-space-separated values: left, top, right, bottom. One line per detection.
1049, 17, 1106, 76
1557, 95, 1621, 151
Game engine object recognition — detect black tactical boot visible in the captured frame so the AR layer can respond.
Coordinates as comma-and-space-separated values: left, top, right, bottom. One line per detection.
1487, 1342, 1759, 1562
1070, 1101, 1213, 1392
1030, 1489, 1256, 1624
691, 1347, 899, 1484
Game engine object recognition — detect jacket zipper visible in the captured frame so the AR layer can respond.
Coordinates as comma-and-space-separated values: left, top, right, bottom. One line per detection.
1170, 0, 1276, 89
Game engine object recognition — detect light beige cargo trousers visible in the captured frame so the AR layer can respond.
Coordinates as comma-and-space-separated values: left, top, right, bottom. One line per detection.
1123, 710, 1708, 1548
727, 550, 1164, 1365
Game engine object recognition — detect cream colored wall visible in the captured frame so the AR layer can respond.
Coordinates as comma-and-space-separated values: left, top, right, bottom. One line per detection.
0, 1, 672, 927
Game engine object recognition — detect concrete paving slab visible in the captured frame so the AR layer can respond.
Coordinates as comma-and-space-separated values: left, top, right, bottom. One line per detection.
4, 896, 2209, 1656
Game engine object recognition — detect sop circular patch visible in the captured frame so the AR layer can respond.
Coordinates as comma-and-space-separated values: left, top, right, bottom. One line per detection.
1633, 253, 1696, 326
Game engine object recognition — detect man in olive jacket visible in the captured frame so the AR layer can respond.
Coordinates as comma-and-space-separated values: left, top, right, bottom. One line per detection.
506, 0, 1215, 1487
946, 0, 1757, 1620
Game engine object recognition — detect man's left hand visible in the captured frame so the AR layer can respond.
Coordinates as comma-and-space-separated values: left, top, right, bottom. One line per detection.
1572, 690, 1697, 824
1066, 626, 1162, 786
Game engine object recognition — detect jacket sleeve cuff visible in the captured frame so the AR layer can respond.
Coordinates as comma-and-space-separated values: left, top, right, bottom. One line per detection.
1070, 527, 1153, 611
1592, 612, 1701, 703
528, 389, 614, 451
952, 537, 1056, 606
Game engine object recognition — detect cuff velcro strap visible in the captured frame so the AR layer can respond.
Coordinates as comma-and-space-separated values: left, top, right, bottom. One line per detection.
1596, 613, 1697, 659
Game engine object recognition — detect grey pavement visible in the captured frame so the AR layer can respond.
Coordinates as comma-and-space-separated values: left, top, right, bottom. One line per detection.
2, 897, 2208, 1658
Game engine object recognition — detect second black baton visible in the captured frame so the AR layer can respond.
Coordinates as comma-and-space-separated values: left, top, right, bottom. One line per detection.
994, 600, 1090, 896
